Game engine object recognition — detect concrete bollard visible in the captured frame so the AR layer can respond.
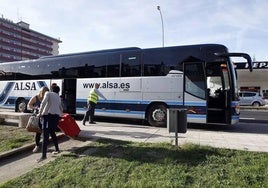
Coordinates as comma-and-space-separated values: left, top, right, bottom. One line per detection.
19, 113, 32, 128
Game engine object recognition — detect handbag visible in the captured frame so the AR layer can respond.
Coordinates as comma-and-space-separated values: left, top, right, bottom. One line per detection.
26, 115, 41, 133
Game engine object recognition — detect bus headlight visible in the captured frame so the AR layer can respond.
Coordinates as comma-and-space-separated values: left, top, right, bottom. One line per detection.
235, 105, 240, 115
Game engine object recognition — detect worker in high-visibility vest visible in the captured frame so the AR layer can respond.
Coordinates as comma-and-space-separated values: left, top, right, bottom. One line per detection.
82, 83, 107, 125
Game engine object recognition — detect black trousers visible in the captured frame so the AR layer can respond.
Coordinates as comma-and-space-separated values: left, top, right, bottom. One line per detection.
35, 121, 42, 146
41, 114, 60, 158
82, 101, 96, 123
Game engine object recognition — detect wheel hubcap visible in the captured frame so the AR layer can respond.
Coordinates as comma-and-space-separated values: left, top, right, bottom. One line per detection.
18, 102, 26, 112
152, 109, 165, 122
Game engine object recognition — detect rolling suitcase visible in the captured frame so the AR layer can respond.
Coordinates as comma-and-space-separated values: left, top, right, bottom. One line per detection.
58, 113, 81, 137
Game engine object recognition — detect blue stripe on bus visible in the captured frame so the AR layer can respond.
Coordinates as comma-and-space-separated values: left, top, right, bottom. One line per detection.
76, 99, 186, 112
184, 101, 206, 106
76, 99, 185, 105
96, 109, 144, 115
0, 82, 15, 105
75, 99, 208, 117
37, 81, 48, 88
231, 101, 239, 107
77, 107, 144, 114
232, 115, 239, 120
187, 114, 206, 119
76, 99, 206, 106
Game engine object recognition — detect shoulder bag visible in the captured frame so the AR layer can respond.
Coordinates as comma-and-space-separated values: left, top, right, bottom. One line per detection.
26, 115, 41, 133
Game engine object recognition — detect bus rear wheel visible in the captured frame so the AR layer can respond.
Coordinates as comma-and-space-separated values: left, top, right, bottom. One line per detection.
147, 104, 167, 127
16, 99, 27, 112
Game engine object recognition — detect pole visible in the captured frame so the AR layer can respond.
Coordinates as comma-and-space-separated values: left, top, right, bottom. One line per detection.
174, 111, 178, 146
157, 6, 164, 47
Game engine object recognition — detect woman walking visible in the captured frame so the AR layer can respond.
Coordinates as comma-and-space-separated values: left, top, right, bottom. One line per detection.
27, 86, 49, 153
37, 85, 63, 162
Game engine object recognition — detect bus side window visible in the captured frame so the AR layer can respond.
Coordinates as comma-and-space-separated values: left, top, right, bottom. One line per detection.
107, 64, 120, 77
93, 66, 105, 77
121, 53, 141, 77
107, 54, 120, 77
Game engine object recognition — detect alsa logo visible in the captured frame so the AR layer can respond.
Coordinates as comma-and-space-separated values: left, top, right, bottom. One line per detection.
13, 82, 37, 90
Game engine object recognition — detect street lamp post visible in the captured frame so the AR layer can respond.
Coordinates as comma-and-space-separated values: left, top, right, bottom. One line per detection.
157, 5, 164, 47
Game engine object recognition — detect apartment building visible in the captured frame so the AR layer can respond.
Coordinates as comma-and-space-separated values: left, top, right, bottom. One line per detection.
0, 16, 61, 63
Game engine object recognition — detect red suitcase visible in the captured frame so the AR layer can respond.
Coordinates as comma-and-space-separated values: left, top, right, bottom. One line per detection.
58, 113, 81, 137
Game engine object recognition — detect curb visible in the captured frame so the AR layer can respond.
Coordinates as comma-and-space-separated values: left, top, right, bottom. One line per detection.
240, 106, 268, 111
239, 119, 268, 124
0, 133, 66, 160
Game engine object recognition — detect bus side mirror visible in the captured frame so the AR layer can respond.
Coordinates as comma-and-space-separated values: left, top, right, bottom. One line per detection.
215, 52, 253, 72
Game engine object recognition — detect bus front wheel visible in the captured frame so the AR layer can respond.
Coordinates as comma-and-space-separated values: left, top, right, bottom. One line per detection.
147, 104, 167, 127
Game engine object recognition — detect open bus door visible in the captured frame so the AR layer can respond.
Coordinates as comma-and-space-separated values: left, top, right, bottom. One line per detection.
183, 57, 231, 125
62, 79, 77, 114
205, 62, 231, 124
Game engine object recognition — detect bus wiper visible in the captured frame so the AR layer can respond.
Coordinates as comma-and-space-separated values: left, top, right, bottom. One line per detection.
215, 52, 253, 72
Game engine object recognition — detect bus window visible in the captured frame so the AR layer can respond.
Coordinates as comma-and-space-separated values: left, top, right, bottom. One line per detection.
207, 76, 222, 97
88, 55, 107, 77
221, 63, 230, 90
184, 63, 206, 99
82, 64, 99, 77
206, 62, 230, 96
143, 49, 182, 76
107, 54, 120, 77
121, 52, 141, 77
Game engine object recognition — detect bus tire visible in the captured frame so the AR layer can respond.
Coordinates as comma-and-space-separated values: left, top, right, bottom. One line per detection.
147, 103, 167, 127
16, 98, 27, 112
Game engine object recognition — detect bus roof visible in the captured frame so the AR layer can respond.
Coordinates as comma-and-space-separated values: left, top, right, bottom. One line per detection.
40, 47, 141, 59
0, 44, 227, 65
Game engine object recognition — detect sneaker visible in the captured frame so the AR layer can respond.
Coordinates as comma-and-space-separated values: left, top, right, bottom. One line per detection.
32, 146, 40, 153
82, 121, 85, 125
52, 150, 61, 155
89, 121, 96, 124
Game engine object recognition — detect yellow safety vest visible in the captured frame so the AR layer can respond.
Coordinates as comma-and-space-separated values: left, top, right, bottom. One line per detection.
88, 89, 98, 104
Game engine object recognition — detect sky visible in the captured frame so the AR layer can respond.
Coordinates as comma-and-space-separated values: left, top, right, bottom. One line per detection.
1, 0, 268, 60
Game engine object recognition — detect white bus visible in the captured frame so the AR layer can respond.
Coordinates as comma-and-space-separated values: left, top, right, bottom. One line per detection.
0, 44, 252, 126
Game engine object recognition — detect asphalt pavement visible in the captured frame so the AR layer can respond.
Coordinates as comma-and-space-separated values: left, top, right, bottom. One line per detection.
78, 120, 268, 152
1, 119, 268, 184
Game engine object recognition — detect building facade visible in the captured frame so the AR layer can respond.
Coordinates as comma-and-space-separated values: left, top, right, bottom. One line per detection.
0, 16, 61, 63
236, 61, 268, 99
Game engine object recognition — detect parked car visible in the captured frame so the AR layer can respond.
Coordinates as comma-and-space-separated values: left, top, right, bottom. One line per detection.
239, 91, 266, 106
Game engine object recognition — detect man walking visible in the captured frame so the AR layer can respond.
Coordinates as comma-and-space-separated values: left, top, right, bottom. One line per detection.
82, 83, 107, 125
